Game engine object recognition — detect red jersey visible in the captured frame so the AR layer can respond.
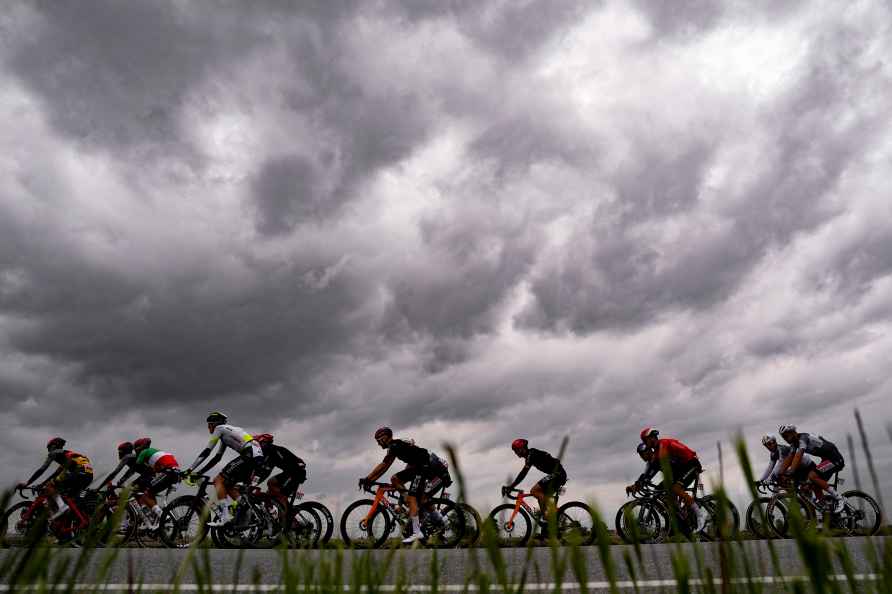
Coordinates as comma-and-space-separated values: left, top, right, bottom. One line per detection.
656, 438, 697, 464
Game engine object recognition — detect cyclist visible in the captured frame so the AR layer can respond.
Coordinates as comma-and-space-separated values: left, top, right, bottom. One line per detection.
630, 428, 706, 531
131, 437, 180, 529
253, 434, 308, 502
17, 438, 94, 519
503, 439, 567, 535
778, 424, 845, 512
184, 412, 264, 526
360, 427, 445, 545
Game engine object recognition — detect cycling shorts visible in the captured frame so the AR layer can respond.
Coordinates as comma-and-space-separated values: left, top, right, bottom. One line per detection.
221, 456, 257, 486
146, 469, 180, 495
270, 467, 307, 495
537, 466, 568, 497
814, 443, 845, 481
791, 459, 817, 483
668, 459, 702, 489
54, 471, 93, 496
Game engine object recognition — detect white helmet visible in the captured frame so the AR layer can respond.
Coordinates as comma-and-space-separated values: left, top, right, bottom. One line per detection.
778, 424, 796, 435
761, 435, 776, 446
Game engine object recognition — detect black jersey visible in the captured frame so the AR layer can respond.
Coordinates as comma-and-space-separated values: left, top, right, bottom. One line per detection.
386, 439, 430, 467
526, 448, 561, 474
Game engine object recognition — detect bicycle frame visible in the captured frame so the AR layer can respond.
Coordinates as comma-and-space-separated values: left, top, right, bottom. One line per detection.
19, 486, 90, 537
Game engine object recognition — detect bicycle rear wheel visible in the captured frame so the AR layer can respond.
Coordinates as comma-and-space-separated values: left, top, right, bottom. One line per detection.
557, 501, 596, 546
459, 503, 482, 546
303, 500, 334, 544
838, 490, 882, 536
699, 495, 740, 541
488, 504, 531, 547
340, 499, 391, 548
159, 496, 209, 548
423, 497, 465, 548
286, 503, 321, 548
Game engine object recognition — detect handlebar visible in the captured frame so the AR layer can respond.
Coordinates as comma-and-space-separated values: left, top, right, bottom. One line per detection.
358, 480, 396, 494
16, 485, 38, 498
501, 487, 523, 500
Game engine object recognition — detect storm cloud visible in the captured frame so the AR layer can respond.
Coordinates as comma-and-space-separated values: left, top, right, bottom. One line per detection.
1, 0, 891, 513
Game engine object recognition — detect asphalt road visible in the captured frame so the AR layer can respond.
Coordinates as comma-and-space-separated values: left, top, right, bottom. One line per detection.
2, 538, 889, 592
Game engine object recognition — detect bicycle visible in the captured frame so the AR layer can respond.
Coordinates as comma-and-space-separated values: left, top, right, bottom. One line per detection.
340, 481, 465, 548
430, 482, 482, 547
1, 484, 95, 546
277, 489, 334, 546
745, 481, 788, 539
764, 473, 882, 537
158, 473, 215, 548
488, 487, 596, 546
615, 476, 739, 544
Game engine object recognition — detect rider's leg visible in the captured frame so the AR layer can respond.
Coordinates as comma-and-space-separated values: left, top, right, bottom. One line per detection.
530, 482, 548, 516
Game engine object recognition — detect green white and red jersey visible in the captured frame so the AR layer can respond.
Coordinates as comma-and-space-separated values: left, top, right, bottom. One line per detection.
136, 447, 179, 472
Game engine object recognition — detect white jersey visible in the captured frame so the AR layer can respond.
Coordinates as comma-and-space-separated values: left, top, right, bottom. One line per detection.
208, 424, 255, 453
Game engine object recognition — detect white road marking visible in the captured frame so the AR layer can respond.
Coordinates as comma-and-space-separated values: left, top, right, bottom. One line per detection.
0, 574, 882, 591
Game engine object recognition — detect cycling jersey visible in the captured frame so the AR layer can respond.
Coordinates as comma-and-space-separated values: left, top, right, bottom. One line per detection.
655, 438, 697, 464
759, 444, 793, 482
638, 438, 700, 485
509, 448, 566, 490
98, 452, 145, 487
49, 449, 93, 474
136, 448, 179, 472
793, 433, 842, 460
384, 439, 430, 467
187, 423, 262, 472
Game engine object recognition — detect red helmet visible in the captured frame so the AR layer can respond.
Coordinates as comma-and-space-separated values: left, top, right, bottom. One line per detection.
640, 427, 659, 441
374, 427, 393, 440
117, 441, 134, 455
133, 437, 151, 451
47, 437, 66, 451
511, 438, 528, 452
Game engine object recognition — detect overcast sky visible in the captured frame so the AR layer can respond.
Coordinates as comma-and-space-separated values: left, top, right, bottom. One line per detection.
2, 1, 891, 516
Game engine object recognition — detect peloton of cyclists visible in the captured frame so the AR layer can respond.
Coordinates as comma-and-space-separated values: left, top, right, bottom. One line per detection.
775, 424, 846, 512
627, 428, 707, 532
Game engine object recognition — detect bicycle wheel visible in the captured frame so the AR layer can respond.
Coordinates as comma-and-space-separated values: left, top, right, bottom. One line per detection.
459, 503, 482, 546
215, 502, 265, 548
746, 497, 787, 538
253, 497, 290, 548
615, 499, 668, 544
340, 499, 391, 548
699, 495, 740, 541
838, 490, 882, 536
286, 503, 322, 548
488, 504, 532, 547
1, 501, 48, 547
159, 496, 209, 548
87, 500, 140, 547
557, 501, 596, 546
423, 497, 465, 548
303, 501, 334, 544
765, 497, 797, 539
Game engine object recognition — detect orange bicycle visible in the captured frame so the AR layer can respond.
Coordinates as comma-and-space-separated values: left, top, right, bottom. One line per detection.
339, 481, 465, 548
488, 487, 595, 546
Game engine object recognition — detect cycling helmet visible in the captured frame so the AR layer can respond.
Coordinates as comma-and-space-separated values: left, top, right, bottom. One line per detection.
117, 441, 134, 456
636, 442, 650, 456
761, 435, 776, 446
778, 424, 796, 435
640, 427, 659, 441
206, 411, 228, 424
133, 437, 151, 451
511, 438, 528, 452
374, 426, 393, 440
47, 437, 66, 451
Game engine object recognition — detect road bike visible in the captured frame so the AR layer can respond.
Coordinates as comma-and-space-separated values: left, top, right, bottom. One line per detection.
158, 473, 215, 548
1, 484, 97, 546
283, 489, 334, 546
488, 487, 596, 546
764, 473, 881, 537
615, 476, 739, 544
340, 481, 465, 548
427, 481, 481, 547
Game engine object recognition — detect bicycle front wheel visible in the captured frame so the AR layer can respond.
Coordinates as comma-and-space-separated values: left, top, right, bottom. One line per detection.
286, 503, 321, 548
557, 501, 596, 546
838, 490, 882, 536
746, 497, 787, 538
340, 499, 391, 548
1, 501, 48, 547
488, 504, 531, 547
159, 496, 209, 548
615, 499, 668, 544
699, 495, 740, 541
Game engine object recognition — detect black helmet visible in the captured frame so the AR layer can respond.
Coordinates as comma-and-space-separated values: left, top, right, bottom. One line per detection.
636, 442, 650, 456
206, 411, 228, 424
47, 437, 66, 451
374, 426, 393, 441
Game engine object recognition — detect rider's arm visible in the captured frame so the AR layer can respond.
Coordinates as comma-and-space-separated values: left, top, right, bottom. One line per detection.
366, 453, 396, 482
507, 462, 532, 489
758, 458, 776, 482
187, 430, 224, 473
98, 458, 129, 487
23, 457, 54, 486
194, 442, 226, 476
784, 449, 803, 474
